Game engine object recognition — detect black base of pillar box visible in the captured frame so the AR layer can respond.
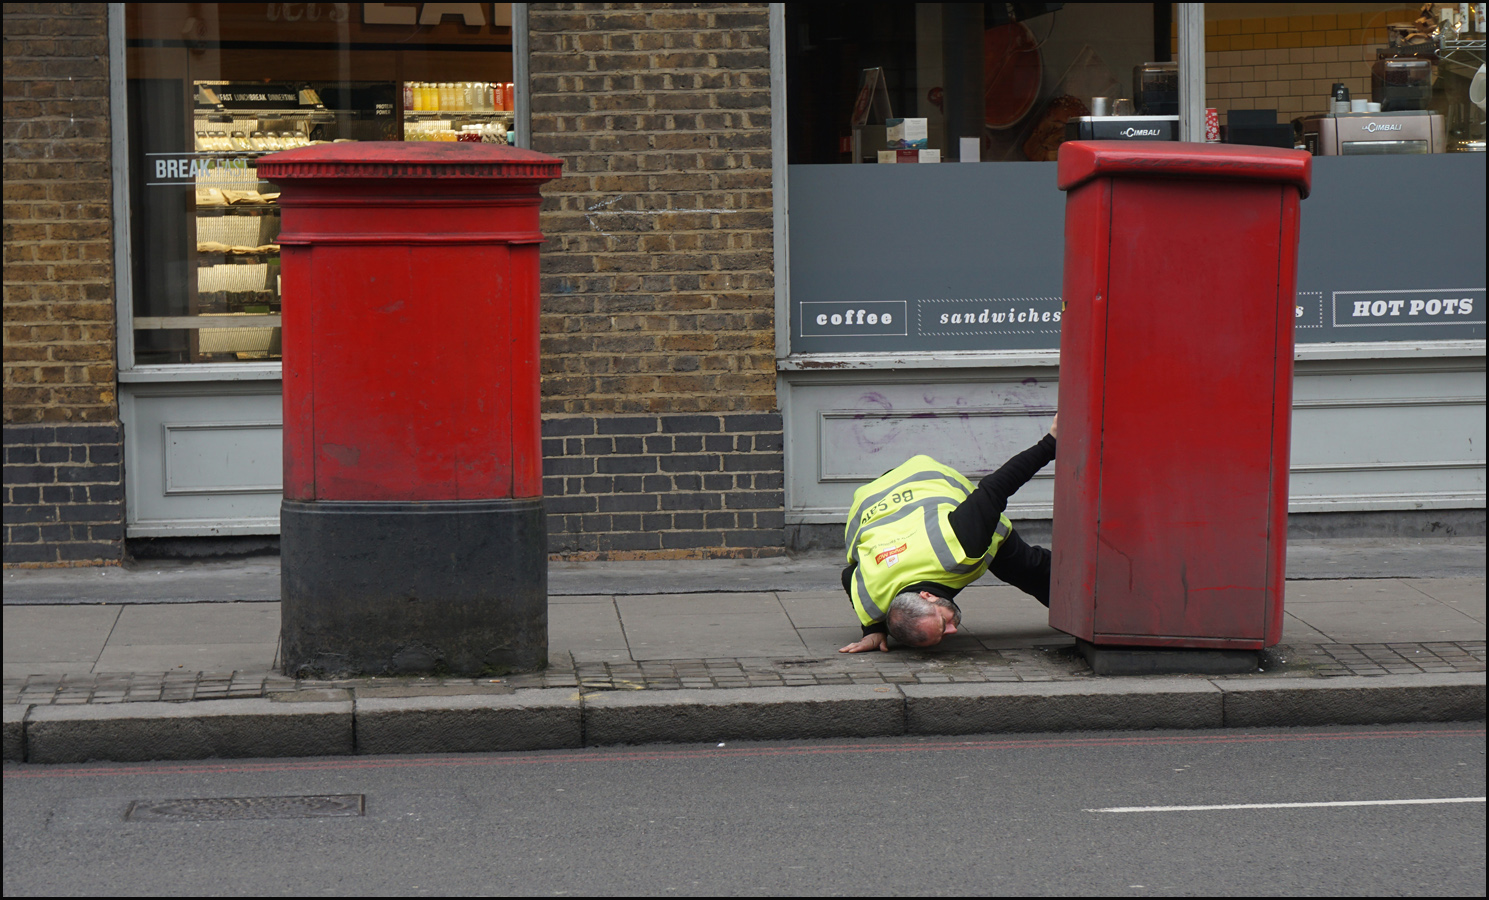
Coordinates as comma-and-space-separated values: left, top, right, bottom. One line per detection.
1077, 639, 1261, 676
280, 498, 547, 678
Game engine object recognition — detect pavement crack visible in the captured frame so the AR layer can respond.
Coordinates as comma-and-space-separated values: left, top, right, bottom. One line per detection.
91, 605, 125, 675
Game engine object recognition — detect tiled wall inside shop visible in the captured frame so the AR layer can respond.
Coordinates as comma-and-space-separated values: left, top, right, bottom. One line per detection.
1201, 10, 1419, 125
527, 3, 782, 558
3, 2, 125, 566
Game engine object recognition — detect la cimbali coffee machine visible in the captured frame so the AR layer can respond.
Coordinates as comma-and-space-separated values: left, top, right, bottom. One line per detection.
1064, 62, 1180, 142
1302, 4, 1484, 155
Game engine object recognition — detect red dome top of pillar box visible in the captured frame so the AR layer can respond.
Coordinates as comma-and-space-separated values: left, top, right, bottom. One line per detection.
1057, 141, 1311, 199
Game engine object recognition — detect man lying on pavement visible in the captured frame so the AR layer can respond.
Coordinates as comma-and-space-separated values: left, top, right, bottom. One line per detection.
838, 415, 1057, 653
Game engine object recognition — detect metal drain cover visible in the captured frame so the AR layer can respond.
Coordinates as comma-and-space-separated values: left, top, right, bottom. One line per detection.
125, 794, 365, 821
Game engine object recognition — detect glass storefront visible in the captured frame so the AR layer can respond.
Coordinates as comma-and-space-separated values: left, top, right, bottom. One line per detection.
777, 3, 1485, 535
787, 3, 1177, 164
1202, 3, 1485, 153
116, 3, 519, 537
122, 3, 516, 367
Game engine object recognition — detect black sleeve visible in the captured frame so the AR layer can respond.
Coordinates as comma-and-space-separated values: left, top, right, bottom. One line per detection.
947, 433, 1056, 559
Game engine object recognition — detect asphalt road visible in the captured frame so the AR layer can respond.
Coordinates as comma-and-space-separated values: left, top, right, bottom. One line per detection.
4, 724, 1484, 896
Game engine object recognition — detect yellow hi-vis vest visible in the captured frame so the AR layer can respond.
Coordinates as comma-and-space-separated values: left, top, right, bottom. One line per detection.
844, 455, 1012, 628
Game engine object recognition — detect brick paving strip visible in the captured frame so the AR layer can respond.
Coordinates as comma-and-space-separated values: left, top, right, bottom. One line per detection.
6, 641, 1484, 706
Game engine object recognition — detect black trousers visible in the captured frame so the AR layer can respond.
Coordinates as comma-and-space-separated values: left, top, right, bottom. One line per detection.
989, 528, 1052, 607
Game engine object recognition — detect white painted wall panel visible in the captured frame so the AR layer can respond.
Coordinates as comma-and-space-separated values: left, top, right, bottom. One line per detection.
121, 382, 283, 536
783, 356, 1486, 526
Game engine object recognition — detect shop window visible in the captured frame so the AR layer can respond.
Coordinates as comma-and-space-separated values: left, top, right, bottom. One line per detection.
787, 3, 1178, 164
1202, 3, 1486, 153
123, 3, 516, 367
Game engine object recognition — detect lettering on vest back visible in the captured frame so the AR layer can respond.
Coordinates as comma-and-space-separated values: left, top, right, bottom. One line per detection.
859, 489, 915, 524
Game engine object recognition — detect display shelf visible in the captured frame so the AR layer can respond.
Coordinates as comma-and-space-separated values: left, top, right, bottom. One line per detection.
194, 251, 279, 262
193, 207, 280, 216
135, 315, 282, 330
403, 109, 514, 117
1439, 42, 1486, 70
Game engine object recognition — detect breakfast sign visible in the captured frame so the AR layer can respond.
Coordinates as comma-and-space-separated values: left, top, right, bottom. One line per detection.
126, 4, 514, 45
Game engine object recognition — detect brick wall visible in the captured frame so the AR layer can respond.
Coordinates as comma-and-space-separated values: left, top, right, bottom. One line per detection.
527, 3, 783, 558
3, 3, 124, 565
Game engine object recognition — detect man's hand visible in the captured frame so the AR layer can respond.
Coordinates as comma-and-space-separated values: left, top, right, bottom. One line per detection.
1050, 412, 1059, 439
839, 632, 889, 653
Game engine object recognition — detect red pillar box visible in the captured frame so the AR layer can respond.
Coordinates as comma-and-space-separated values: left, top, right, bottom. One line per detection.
1049, 142, 1311, 674
257, 143, 563, 677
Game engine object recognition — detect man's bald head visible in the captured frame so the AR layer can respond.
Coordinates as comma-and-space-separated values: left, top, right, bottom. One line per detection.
886, 590, 961, 647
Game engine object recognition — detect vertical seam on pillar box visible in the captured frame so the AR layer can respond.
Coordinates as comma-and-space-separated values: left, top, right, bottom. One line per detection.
1094, 178, 1115, 623
1264, 188, 1285, 644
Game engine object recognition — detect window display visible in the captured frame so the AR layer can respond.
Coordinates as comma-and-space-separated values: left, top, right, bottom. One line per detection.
123, 4, 515, 367
787, 3, 1176, 164
1203, 3, 1485, 154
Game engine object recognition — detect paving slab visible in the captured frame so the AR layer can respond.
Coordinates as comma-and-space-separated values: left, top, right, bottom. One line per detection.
583, 684, 905, 745
1402, 577, 1487, 623
2, 605, 119, 666
1284, 579, 1416, 602
796, 625, 873, 656
568, 648, 636, 664
25, 698, 352, 764
1218, 672, 1487, 727
3, 557, 280, 604
548, 600, 627, 652
618, 593, 807, 660
548, 594, 620, 604
3, 661, 106, 679
1286, 595, 1486, 643
547, 556, 845, 596
615, 592, 790, 617
107, 602, 280, 646
775, 591, 851, 629
1283, 537, 1487, 579
957, 597, 1066, 648
353, 688, 582, 754
902, 680, 1224, 735
1278, 610, 1333, 643
91, 642, 279, 674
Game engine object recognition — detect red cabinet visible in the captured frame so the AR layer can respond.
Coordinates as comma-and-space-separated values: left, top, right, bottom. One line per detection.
260, 142, 561, 503
1050, 141, 1311, 650
259, 143, 563, 677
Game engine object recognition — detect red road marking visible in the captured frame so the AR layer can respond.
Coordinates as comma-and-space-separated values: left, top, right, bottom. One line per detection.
6, 727, 1482, 780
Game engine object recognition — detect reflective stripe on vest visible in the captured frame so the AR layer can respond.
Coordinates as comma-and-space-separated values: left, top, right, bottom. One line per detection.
846, 456, 1011, 626
845, 469, 970, 552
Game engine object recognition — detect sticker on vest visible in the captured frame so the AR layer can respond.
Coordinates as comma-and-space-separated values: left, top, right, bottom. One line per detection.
875, 543, 908, 566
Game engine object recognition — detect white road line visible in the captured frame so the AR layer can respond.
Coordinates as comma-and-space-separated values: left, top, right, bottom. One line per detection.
1088, 797, 1486, 813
